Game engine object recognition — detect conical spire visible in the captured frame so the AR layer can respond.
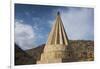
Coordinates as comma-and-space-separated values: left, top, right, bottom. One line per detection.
46, 12, 69, 45
37, 12, 71, 64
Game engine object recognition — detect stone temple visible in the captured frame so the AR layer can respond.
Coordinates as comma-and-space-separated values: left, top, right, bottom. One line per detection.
15, 12, 94, 65
37, 12, 75, 64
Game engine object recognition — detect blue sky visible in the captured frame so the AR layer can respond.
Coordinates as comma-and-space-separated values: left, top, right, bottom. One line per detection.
15, 4, 94, 50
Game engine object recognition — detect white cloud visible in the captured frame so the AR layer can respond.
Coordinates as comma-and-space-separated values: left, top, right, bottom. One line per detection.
15, 20, 36, 50
56, 8, 94, 40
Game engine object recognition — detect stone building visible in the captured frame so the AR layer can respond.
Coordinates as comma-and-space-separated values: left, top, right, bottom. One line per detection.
37, 12, 75, 64
15, 12, 94, 65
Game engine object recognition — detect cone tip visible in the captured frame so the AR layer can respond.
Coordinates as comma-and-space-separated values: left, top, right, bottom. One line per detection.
57, 11, 60, 15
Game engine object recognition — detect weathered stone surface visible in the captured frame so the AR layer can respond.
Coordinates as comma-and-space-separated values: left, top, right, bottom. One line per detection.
37, 12, 73, 64
25, 40, 94, 64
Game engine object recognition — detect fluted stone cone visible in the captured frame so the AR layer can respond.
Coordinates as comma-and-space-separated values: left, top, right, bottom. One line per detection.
37, 12, 73, 64
46, 11, 69, 45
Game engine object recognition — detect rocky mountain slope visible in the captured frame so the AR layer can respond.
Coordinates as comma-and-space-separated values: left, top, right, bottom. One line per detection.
15, 40, 94, 65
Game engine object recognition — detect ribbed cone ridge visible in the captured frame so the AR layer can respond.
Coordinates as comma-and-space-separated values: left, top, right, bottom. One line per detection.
46, 12, 69, 45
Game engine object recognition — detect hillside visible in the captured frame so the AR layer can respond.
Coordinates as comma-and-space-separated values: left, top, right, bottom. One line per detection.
15, 44, 36, 65
15, 40, 94, 65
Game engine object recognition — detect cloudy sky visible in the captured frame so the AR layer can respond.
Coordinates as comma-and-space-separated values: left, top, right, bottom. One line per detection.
15, 4, 94, 50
